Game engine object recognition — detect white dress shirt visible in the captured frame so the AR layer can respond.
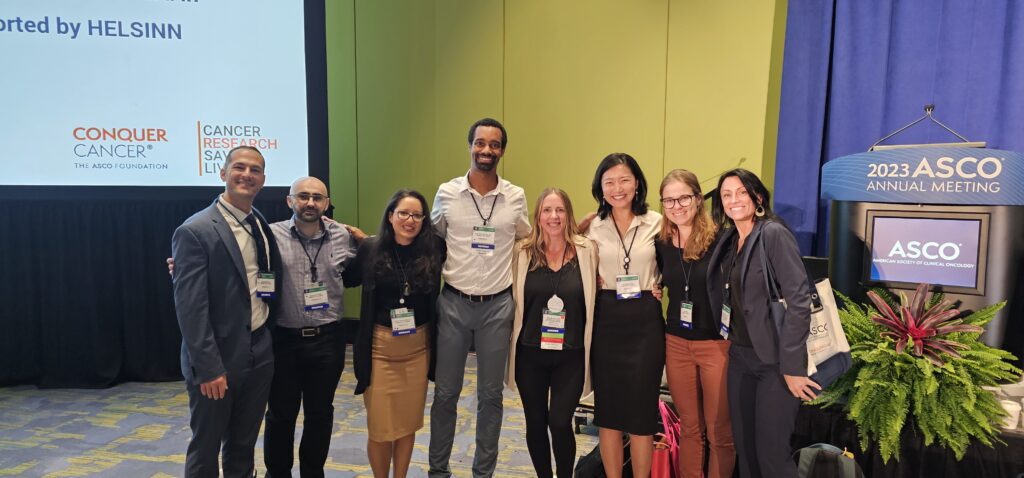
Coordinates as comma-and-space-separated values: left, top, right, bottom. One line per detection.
217, 194, 271, 330
431, 173, 531, 295
588, 210, 663, 291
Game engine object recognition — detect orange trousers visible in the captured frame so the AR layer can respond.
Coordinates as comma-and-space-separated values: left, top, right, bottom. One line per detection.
664, 335, 735, 478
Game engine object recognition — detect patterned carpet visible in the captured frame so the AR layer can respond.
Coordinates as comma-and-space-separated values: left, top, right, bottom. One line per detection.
0, 353, 598, 477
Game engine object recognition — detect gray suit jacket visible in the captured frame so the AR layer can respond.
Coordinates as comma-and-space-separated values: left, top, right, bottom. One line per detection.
171, 199, 281, 386
708, 219, 811, 376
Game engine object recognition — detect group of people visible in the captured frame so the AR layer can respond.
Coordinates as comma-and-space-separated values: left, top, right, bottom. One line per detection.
171, 117, 817, 478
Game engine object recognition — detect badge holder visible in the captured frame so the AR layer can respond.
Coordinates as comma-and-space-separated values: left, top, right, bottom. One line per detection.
720, 284, 732, 339
680, 301, 694, 330
303, 282, 329, 311
615, 274, 641, 300
390, 308, 417, 336
471, 225, 496, 256
256, 272, 276, 298
540, 295, 566, 350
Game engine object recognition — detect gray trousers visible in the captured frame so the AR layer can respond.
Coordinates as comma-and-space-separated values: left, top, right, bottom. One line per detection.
185, 327, 274, 478
428, 288, 514, 478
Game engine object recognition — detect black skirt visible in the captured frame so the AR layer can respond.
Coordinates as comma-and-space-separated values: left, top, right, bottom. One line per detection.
590, 290, 665, 435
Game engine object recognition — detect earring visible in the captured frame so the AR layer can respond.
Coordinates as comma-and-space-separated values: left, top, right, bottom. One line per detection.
755, 205, 766, 217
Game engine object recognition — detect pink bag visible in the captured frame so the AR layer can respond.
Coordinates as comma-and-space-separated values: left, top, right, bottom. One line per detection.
652, 400, 681, 478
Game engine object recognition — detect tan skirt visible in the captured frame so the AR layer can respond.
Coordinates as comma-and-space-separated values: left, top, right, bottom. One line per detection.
364, 324, 430, 442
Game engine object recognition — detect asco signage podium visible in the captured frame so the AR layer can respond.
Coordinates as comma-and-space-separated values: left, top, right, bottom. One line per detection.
822, 146, 1024, 350
821, 147, 1024, 206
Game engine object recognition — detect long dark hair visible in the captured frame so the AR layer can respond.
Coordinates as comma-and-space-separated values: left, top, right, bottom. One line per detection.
590, 152, 649, 219
371, 189, 442, 291
710, 168, 777, 228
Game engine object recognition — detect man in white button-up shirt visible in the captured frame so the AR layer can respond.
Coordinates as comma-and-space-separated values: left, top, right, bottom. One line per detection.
428, 118, 531, 477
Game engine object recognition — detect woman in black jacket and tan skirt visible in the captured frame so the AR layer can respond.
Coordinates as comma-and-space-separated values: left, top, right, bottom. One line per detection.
348, 189, 445, 478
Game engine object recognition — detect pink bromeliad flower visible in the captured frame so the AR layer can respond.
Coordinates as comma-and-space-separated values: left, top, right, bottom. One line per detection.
867, 283, 984, 366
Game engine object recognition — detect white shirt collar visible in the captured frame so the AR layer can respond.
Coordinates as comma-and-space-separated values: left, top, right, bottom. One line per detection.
456, 171, 506, 197
218, 193, 253, 219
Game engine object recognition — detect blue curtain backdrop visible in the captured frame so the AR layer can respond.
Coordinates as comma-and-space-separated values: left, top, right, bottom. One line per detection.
775, 0, 1024, 255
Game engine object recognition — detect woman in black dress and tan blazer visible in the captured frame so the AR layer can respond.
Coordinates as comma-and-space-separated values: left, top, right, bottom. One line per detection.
505, 188, 598, 478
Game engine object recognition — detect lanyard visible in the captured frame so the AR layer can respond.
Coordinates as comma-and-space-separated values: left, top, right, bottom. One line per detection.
547, 244, 569, 296
217, 200, 270, 272
470, 191, 500, 226
292, 226, 327, 283
616, 220, 639, 274
394, 247, 411, 304
217, 200, 260, 242
724, 235, 743, 302
675, 227, 693, 302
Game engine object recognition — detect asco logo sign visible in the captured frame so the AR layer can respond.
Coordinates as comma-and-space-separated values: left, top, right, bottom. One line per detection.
821, 147, 1024, 206
887, 241, 961, 261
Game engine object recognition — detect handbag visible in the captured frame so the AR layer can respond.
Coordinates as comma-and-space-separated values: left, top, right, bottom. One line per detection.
758, 237, 851, 388
651, 400, 680, 478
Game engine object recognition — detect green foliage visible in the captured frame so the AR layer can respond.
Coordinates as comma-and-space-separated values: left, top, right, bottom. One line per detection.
813, 287, 1021, 463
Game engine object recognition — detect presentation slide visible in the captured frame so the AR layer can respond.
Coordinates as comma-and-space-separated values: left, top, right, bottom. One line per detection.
0, 0, 309, 187
869, 217, 982, 288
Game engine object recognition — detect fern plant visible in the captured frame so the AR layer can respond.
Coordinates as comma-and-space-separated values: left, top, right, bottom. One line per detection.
813, 284, 1021, 463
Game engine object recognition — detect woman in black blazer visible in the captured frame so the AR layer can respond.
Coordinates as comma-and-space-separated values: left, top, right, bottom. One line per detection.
706, 169, 816, 478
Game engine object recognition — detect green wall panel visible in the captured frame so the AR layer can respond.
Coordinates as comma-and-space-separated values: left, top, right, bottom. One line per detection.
324, 0, 787, 317
663, 0, 785, 193
503, 0, 669, 215
326, 0, 359, 224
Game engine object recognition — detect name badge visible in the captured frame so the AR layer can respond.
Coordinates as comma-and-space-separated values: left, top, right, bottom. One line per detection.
256, 272, 276, 298
680, 301, 694, 329
303, 282, 329, 311
615, 274, 641, 300
720, 304, 732, 339
471, 225, 496, 256
540, 308, 566, 350
390, 308, 417, 336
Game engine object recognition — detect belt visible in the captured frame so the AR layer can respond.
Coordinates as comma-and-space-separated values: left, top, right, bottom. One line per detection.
275, 320, 341, 338
443, 283, 511, 303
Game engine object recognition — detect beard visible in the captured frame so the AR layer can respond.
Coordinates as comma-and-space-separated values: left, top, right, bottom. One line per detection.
296, 207, 322, 223
474, 154, 499, 172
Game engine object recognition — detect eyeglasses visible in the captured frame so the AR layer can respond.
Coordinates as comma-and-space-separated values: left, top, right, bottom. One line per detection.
290, 193, 329, 203
661, 194, 696, 208
394, 210, 426, 222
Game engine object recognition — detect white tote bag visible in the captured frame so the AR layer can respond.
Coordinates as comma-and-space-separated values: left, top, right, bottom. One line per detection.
806, 278, 850, 376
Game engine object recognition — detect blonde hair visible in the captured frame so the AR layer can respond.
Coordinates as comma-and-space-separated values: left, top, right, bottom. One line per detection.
657, 169, 717, 261
521, 188, 582, 271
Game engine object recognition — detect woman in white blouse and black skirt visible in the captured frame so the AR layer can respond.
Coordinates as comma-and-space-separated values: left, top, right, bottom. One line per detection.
586, 153, 664, 478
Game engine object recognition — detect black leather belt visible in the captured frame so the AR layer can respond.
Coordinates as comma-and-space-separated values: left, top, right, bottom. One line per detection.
444, 283, 511, 303
276, 320, 341, 338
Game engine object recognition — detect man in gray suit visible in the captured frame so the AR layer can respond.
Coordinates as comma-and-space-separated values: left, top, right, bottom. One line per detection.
172, 145, 281, 477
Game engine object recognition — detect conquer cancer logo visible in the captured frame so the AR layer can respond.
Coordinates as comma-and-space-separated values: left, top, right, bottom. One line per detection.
72, 126, 168, 159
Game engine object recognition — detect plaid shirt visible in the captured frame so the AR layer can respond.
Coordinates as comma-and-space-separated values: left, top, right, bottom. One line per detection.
269, 217, 358, 328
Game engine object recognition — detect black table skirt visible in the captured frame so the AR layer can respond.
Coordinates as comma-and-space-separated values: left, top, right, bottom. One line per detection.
792, 404, 1024, 477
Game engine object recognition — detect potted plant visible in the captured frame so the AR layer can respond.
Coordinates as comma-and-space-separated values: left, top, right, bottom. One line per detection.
813, 283, 1021, 463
